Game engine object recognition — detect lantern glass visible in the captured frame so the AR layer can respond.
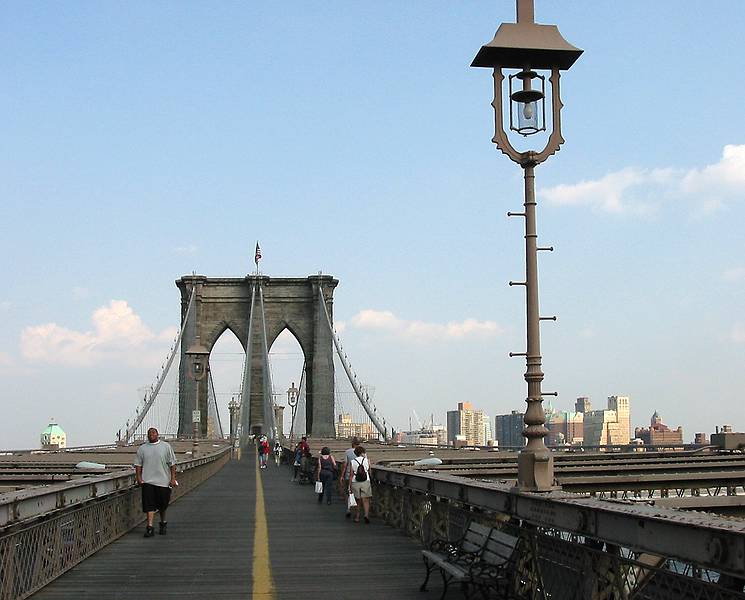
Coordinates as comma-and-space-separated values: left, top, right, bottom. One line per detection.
508, 71, 546, 137
517, 99, 539, 133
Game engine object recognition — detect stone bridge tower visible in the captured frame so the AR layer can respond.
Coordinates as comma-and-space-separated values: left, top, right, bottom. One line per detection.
176, 274, 338, 439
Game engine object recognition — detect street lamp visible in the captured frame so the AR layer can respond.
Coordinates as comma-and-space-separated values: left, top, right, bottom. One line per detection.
286, 382, 299, 446
228, 396, 240, 458
472, 0, 582, 491
186, 336, 210, 457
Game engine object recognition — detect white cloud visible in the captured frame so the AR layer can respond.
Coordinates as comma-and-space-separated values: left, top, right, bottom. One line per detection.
0, 301, 11, 311
723, 267, 745, 283
174, 244, 199, 254
348, 309, 502, 341
541, 144, 745, 215
72, 287, 90, 299
0, 352, 12, 367
20, 300, 175, 367
731, 323, 745, 344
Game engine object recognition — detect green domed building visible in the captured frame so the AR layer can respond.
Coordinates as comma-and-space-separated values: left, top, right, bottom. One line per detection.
40, 420, 67, 449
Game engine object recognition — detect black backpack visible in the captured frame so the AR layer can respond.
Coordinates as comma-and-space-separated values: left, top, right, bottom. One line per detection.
354, 457, 367, 482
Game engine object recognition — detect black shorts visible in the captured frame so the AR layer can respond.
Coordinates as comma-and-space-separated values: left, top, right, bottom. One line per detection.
141, 483, 172, 513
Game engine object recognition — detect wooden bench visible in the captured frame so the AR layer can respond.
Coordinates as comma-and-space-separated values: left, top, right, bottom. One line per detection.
421, 521, 519, 599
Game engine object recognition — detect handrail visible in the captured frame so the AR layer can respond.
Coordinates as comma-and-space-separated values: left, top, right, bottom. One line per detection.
372, 463, 745, 579
0, 447, 230, 530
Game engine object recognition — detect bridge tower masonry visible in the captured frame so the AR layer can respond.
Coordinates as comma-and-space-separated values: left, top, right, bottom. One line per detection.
176, 274, 338, 439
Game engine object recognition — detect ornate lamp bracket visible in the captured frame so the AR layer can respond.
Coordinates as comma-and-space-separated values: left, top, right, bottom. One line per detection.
491, 67, 565, 168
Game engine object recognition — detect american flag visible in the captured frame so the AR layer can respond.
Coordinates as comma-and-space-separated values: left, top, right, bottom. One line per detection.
254, 242, 262, 265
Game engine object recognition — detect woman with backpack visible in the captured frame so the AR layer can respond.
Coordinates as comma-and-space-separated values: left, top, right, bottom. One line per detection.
315, 446, 337, 505
348, 445, 372, 523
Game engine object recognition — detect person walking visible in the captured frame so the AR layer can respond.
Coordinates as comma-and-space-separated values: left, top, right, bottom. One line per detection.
134, 427, 177, 538
339, 437, 360, 518
273, 441, 282, 467
292, 441, 303, 481
348, 445, 372, 524
315, 447, 337, 505
298, 436, 311, 481
258, 435, 270, 469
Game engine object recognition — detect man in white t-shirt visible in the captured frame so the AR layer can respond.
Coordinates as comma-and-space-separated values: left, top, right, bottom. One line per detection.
134, 428, 177, 538
339, 437, 360, 518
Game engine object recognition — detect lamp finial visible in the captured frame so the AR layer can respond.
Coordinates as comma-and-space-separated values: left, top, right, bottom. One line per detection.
517, 0, 535, 24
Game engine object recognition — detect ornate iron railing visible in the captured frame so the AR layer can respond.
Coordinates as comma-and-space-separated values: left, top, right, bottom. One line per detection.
372, 465, 745, 599
0, 447, 229, 600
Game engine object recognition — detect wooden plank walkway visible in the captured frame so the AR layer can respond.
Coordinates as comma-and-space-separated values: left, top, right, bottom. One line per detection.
31, 452, 448, 599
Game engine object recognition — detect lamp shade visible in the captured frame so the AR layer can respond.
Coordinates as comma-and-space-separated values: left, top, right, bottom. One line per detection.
472, 22, 582, 70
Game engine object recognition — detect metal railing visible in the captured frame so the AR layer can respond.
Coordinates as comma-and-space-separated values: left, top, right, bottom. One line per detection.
0, 447, 230, 600
372, 464, 745, 599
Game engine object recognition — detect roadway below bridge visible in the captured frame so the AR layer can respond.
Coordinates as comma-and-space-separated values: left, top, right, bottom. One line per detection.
290, 439, 745, 515
29, 450, 445, 599
0, 441, 228, 492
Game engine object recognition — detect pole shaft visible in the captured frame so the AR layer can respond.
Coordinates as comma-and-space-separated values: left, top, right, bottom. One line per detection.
517, 162, 553, 490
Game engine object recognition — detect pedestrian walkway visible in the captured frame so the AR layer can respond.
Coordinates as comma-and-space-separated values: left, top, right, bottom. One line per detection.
31, 451, 446, 599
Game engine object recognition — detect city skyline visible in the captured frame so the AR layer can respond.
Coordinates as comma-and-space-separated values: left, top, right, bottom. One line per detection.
2, 2, 744, 448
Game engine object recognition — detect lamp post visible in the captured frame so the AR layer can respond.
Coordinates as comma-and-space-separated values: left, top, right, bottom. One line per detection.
472, 0, 582, 491
186, 337, 210, 458
228, 396, 240, 458
286, 382, 299, 447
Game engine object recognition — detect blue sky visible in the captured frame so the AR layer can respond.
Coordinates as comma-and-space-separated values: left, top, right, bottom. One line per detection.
1, 2, 744, 448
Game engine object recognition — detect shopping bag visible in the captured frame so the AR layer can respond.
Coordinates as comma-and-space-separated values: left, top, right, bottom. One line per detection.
347, 492, 357, 508
315, 481, 323, 494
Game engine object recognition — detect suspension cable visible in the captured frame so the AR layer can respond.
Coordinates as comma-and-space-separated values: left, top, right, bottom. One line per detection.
317, 287, 388, 441
207, 368, 224, 438
258, 283, 277, 441
123, 286, 196, 443
238, 282, 256, 445
289, 359, 307, 442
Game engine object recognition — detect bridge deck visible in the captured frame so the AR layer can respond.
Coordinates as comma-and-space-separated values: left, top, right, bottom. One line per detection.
31, 452, 442, 599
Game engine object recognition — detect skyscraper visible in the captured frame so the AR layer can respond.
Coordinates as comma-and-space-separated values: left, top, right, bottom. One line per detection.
446, 402, 488, 446
575, 397, 592, 414
583, 396, 631, 446
495, 411, 525, 448
607, 396, 630, 442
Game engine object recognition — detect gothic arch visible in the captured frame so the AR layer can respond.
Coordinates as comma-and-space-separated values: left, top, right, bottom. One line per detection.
204, 319, 247, 353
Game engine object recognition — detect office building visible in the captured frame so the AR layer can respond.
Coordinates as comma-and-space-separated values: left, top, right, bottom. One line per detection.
335, 413, 377, 440
546, 410, 584, 445
583, 396, 632, 446
495, 411, 525, 448
447, 402, 488, 446
634, 411, 683, 447
575, 397, 592, 414
694, 432, 709, 445
608, 396, 631, 441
